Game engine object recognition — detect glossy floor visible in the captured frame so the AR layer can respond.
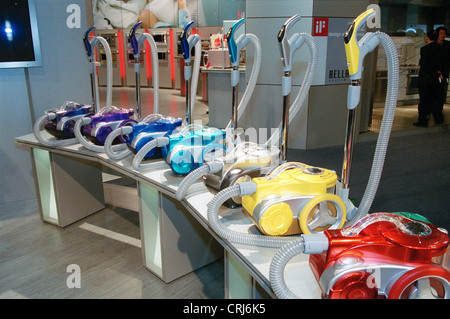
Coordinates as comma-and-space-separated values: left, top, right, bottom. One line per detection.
370, 103, 450, 133
0, 197, 224, 299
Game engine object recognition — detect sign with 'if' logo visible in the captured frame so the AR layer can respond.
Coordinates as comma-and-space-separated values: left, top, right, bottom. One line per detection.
312, 17, 353, 85
313, 18, 328, 36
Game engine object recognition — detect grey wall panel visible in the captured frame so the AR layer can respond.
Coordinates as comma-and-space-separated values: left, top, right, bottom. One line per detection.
28, 0, 91, 119
238, 84, 281, 141
0, 69, 36, 204
238, 84, 308, 150
246, 0, 313, 18
1, 0, 91, 204
306, 84, 349, 149
313, 0, 370, 17
245, 17, 315, 86
243, 0, 373, 150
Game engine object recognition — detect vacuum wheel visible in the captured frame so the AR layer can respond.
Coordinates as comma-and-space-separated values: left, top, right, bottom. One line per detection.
62, 119, 76, 138
388, 266, 450, 299
171, 149, 194, 175
298, 194, 346, 234
328, 271, 378, 299
259, 202, 293, 236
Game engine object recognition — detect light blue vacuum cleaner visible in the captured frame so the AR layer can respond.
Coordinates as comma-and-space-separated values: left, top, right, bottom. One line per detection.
131, 21, 228, 176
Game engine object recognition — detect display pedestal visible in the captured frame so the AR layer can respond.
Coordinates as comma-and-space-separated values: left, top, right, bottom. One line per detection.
225, 251, 271, 299
138, 181, 222, 283
31, 148, 105, 227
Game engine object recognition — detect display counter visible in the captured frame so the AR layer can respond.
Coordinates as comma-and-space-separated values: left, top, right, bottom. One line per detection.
15, 133, 321, 299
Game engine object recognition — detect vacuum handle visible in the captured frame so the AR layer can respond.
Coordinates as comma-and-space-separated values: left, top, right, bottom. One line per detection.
344, 8, 376, 79
226, 18, 248, 67
83, 26, 96, 58
129, 21, 143, 56
277, 14, 303, 71
277, 14, 304, 162
180, 20, 195, 61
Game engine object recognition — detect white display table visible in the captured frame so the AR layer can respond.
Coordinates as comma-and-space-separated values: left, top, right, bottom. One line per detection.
15, 133, 322, 299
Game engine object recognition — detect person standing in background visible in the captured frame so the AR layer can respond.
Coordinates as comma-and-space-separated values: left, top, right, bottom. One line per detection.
414, 29, 446, 127
436, 26, 450, 115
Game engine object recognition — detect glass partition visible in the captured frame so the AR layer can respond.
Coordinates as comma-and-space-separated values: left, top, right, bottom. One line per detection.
374, 1, 449, 106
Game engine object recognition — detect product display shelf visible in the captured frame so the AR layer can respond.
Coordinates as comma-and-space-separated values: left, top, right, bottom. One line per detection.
15, 132, 321, 298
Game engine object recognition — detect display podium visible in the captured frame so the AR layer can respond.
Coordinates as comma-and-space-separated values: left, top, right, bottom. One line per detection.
31, 148, 105, 227
15, 133, 322, 298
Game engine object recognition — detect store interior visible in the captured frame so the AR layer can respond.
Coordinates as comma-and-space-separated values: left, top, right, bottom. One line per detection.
2, 86, 449, 299
1, 0, 449, 299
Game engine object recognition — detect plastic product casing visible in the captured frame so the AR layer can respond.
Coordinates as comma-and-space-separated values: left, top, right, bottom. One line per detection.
309, 213, 450, 299
241, 162, 346, 236
162, 127, 226, 176
204, 143, 280, 206
125, 115, 182, 158
82, 106, 135, 145
44, 102, 92, 139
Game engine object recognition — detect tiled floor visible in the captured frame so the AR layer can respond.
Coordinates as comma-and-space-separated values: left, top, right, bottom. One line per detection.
0, 198, 224, 299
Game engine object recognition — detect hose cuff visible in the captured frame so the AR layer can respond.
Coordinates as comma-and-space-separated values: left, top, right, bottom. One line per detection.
81, 117, 92, 125
238, 181, 257, 196
301, 234, 329, 254
156, 136, 170, 147
207, 161, 223, 174
120, 126, 133, 135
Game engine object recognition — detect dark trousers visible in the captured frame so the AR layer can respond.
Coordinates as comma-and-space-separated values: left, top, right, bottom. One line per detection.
418, 83, 444, 124
442, 80, 448, 105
